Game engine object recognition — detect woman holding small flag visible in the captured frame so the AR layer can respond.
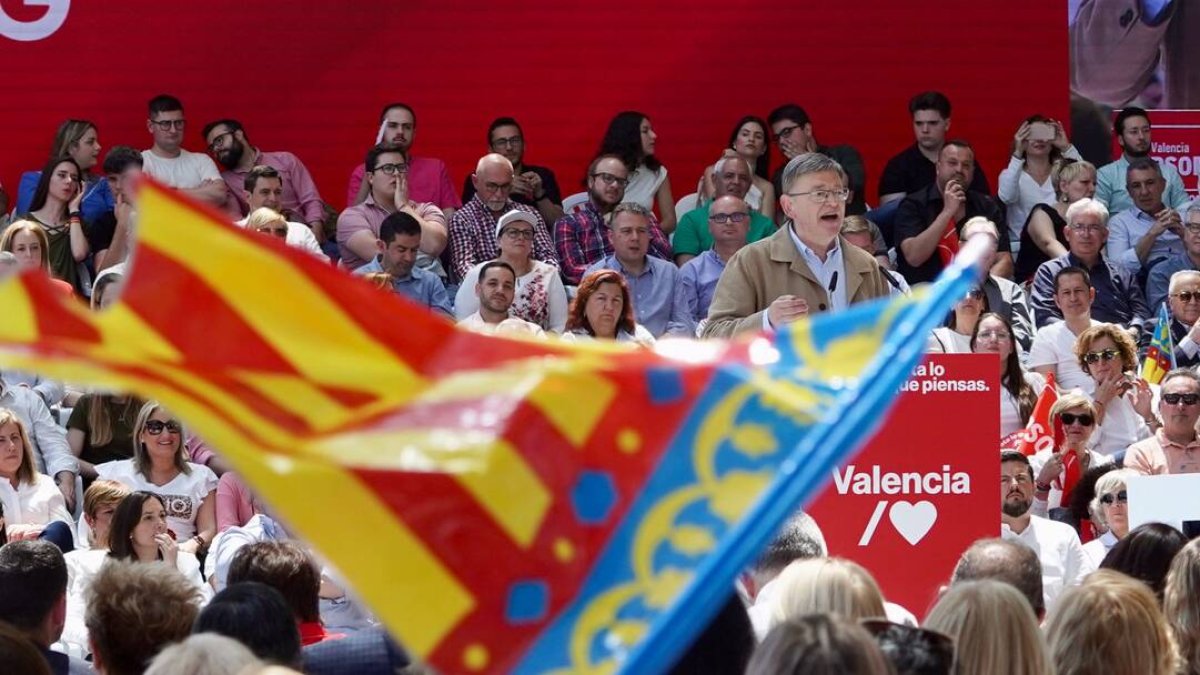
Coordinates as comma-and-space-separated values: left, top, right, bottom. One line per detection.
1030, 394, 1113, 523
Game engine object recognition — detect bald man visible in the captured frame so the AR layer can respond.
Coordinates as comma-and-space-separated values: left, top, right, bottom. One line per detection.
448, 153, 558, 281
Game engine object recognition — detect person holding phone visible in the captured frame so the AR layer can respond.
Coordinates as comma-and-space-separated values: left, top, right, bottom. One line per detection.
1074, 323, 1155, 459
18, 156, 89, 294
998, 115, 1081, 252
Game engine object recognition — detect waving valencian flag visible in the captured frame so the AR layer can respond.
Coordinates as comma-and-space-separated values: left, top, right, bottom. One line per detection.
1142, 302, 1175, 384
0, 181, 983, 674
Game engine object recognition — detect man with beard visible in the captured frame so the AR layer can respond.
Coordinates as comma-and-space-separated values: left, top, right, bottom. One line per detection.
553, 154, 672, 285
999, 450, 1091, 612
448, 153, 557, 282
457, 260, 544, 336
1107, 158, 1187, 276
462, 117, 563, 226
203, 119, 326, 242
1125, 369, 1200, 475
1095, 108, 1189, 216
353, 211, 451, 316
895, 140, 1008, 283
878, 91, 991, 206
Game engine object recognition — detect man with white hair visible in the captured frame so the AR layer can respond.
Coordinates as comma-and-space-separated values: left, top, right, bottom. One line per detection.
1153, 270, 1200, 370
703, 153, 890, 338
959, 217, 1035, 352
673, 154, 776, 266
1146, 202, 1200, 311
448, 153, 556, 281
1029, 197, 1151, 334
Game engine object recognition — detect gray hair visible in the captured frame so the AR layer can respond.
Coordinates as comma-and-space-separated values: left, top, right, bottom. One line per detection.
1169, 270, 1200, 294
145, 633, 261, 675
609, 202, 653, 227
1090, 468, 1139, 529
713, 154, 752, 177
475, 152, 513, 175
961, 216, 1000, 241
1065, 197, 1110, 228
779, 152, 848, 195
1126, 156, 1164, 181
1162, 368, 1200, 393
1187, 201, 1200, 219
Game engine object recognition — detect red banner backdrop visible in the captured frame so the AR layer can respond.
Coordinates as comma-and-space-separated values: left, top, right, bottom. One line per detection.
808, 354, 999, 618
0, 1, 1066, 211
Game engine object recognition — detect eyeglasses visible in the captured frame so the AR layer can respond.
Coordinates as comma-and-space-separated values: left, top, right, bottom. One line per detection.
591, 172, 629, 188
501, 228, 534, 241
1171, 291, 1200, 303
1184, 223, 1200, 234
976, 330, 1011, 341
773, 125, 800, 143
145, 420, 182, 435
964, 288, 984, 300
709, 212, 749, 225
1059, 412, 1095, 427
1000, 474, 1033, 485
492, 135, 523, 149
373, 163, 408, 176
1163, 392, 1200, 406
1099, 490, 1128, 506
1083, 349, 1120, 364
480, 181, 513, 193
1067, 222, 1104, 232
150, 119, 186, 131
785, 188, 850, 203
208, 131, 235, 151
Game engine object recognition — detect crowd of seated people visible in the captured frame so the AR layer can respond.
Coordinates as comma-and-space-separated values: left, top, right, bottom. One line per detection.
1, 89, 1200, 672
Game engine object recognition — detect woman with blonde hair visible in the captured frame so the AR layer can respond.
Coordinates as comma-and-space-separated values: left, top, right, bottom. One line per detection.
1166, 538, 1200, 675
769, 557, 886, 629
924, 579, 1053, 675
245, 207, 289, 241
1047, 569, 1180, 675
1015, 157, 1096, 282
0, 409, 74, 551
1029, 394, 1113, 520
0, 219, 75, 298
75, 478, 132, 550
14, 119, 112, 224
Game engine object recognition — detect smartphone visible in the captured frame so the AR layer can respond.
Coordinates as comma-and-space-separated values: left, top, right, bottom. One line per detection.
1030, 123, 1055, 141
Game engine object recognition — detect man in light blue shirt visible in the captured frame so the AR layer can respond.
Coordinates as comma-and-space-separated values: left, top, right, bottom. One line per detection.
680, 196, 751, 332
1146, 202, 1200, 310
353, 211, 453, 317
584, 203, 693, 338
1107, 157, 1186, 276
1095, 107, 1189, 216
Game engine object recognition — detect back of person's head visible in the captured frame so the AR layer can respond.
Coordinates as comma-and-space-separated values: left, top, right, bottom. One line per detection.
861, 620, 953, 675
1046, 569, 1179, 675
0, 540, 67, 637
1165, 538, 1200, 673
227, 541, 320, 623
144, 633, 261, 675
193, 582, 302, 667
771, 557, 886, 628
85, 559, 201, 675
0, 620, 51, 675
950, 538, 1044, 618
665, 593, 755, 674
925, 580, 1053, 675
748, 614, 895, 675
750, 511, 827, 590
1100, 522, 1188, 600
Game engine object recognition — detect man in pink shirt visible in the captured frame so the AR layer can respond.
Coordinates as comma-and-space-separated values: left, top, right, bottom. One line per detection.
1126, 369, 1200, 475
336, 143, 448, 274
203, 119, 328, 243
345, 102, 461, 217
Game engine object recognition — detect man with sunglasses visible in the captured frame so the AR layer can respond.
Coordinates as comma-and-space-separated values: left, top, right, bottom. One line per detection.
1146, 203, 1200, 311
1155, 270, 1200, 369
552, 154, 672, 286
999, 451, 1091, 611
1125, 369, 1200, 475
766, 103, 867, 216
674, 155, 775, 266
462, 117, 563, 227
336, 143, 448, 275
140, 94, 227, 208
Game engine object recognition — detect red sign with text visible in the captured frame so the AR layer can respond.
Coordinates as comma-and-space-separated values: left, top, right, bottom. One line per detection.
807, 354, 998, 619
1113, 109, 1200, 197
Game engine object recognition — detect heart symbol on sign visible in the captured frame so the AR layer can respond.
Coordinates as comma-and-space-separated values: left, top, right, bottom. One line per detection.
889, 500, 937, 545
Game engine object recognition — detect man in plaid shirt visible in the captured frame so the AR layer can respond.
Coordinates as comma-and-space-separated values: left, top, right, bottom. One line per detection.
448, 153, 558, 282
553, 154, 673, 285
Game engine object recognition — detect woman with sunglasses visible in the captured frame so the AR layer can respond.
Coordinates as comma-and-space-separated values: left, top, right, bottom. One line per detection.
1030, 394, 1113, 518
94, 402, 217, 556
928, 287, 988, 353
1080, 468, 1138, 568
972, 313, 1043, 436
1073, 324, 1154, 458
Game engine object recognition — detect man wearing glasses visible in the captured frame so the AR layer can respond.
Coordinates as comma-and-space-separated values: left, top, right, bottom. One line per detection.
1126, 369, 1200, 475
553, 154, 672, 286
673, 155, 775, 266
1152, 270, 1200, 369
1146, 204, 1200, 310
767, 103, 867, 216
999, 450, 1090, 612
202, 119, 326, 243
140, 94, 227, 207
702, 153, 890, 339
895, 140, 1009, 284
679, 195, 753, 333
462, 117, 563, 227
336, 143, 447, 274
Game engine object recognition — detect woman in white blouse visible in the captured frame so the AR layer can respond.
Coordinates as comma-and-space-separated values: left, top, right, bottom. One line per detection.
997, 116, 1081, 249
1081, 469, 1138, 568
972, 313, 1044, 436
599, 111, 676, 234
0, 408, 73, 551
96, 401, 217, 556
1074, 324, 1154, 459
1030, 394, 1113, 514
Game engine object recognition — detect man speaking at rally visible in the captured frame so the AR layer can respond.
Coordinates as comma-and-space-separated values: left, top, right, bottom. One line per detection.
702, 153, 890, 338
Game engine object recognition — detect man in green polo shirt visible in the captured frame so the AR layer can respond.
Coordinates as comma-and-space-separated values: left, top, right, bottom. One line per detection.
674, 155, 776, 265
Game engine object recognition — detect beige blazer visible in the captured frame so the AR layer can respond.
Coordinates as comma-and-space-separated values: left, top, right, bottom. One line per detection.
702, 225, 891, 338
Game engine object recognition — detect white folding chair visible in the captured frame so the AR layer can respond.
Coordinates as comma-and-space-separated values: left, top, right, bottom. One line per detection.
562, 192, 589, 214
674, 193, 699, 222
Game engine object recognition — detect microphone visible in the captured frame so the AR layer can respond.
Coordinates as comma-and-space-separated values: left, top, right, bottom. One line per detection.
828, 271, 839, 296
